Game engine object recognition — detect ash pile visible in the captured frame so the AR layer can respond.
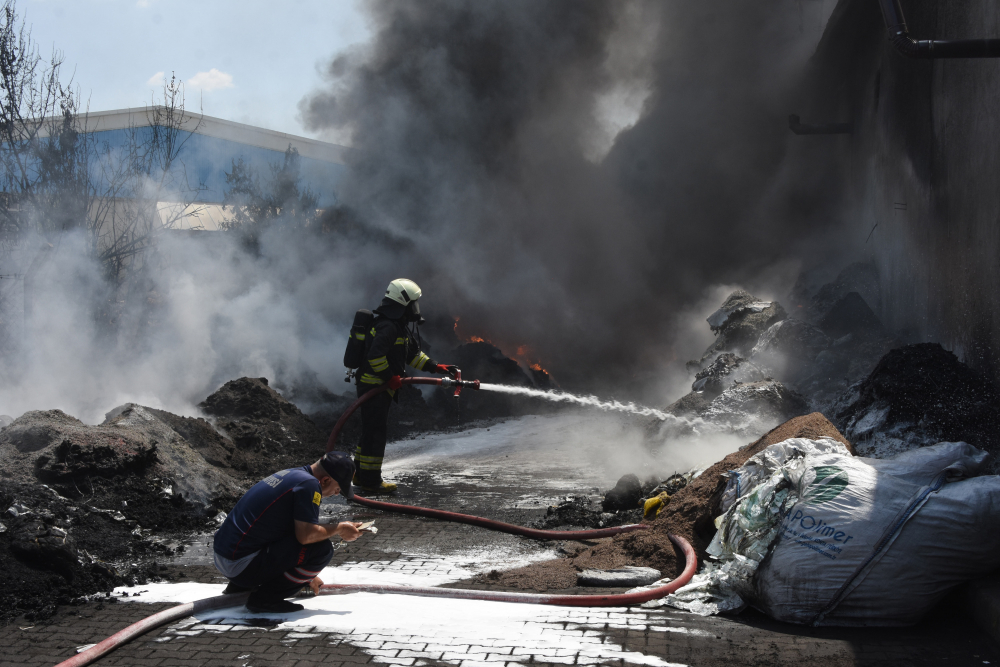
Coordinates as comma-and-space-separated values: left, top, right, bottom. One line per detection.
0, 376, 332, 623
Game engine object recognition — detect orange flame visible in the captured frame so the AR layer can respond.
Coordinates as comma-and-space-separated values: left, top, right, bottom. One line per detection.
452, 317, 554, 381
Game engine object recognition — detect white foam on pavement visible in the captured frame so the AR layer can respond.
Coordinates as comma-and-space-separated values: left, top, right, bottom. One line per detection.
385, 412, 738, 492
315, 545, 560, 587
117, 581, 688, 667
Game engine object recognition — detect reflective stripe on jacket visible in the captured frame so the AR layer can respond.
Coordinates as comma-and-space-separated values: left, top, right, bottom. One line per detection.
360, 317, 437, 388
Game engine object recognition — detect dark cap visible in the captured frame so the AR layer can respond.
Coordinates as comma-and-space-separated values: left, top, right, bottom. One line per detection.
320, 451, 355, 499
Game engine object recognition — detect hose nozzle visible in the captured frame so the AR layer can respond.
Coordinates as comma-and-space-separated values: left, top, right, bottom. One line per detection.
440, 376, 480, 395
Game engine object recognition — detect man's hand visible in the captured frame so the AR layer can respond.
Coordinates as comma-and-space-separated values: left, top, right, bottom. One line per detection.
309, 575, 324, 595
295, 520, 362, 544
433, 364, 458, 378
387, 375, 403, 390
336, 521, 363, 542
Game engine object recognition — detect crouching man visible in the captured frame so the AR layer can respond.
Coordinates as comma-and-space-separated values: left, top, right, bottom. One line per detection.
213, 451, 363, 613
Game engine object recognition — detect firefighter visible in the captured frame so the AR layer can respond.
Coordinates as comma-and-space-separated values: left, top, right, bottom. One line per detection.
354, 278, 455, 493
213, 451, 362, 614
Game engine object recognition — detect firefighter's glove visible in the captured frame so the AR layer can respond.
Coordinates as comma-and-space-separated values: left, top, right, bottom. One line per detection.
387, 375, 403, 390
433, 364, 458, 378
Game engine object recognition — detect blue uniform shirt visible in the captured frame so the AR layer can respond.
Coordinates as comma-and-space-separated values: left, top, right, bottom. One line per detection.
214, 466, 322, 561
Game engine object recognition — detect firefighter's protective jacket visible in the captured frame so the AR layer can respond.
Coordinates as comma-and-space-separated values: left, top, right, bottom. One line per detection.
358, 316, 437, 391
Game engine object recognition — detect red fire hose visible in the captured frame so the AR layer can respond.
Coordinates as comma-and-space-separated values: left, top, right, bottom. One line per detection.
317, 533, 697, 606
350, 495, 648, 539
54, 592, 249, 667
56, 536, 695, 667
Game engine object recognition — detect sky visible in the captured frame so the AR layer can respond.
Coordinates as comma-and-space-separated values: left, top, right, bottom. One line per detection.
24, 0, 370, 140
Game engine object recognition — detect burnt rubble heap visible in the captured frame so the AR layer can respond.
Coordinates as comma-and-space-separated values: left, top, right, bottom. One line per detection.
665, 263, 910, 442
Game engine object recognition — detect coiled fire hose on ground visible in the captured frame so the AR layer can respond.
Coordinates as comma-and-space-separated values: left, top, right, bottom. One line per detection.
56, 375, 696, 667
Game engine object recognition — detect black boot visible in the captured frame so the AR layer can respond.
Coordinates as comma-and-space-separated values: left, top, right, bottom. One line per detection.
223, 582, 253, 595
246, 594, 304, 614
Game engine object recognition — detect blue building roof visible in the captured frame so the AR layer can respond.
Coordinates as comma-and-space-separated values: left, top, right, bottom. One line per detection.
80, 108, 348, 208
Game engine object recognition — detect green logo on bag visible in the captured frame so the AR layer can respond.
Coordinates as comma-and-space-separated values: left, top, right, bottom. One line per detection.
803, 466, 849, 504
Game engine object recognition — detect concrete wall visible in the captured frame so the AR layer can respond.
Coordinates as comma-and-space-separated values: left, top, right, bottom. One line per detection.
802, 0, 1000, 376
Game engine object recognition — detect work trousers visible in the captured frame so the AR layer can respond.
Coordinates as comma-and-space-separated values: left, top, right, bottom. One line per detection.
229, 533, 333, 602
355, 384, 393, 486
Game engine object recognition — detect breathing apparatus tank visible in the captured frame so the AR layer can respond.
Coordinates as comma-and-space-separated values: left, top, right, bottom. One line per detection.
343, 309, 375, 380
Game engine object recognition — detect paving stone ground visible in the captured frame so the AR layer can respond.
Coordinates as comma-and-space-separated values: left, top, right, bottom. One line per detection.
4, 414, 1000, 667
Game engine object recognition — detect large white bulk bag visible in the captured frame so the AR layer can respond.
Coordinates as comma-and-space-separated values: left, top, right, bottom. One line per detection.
753, 441, 999, 626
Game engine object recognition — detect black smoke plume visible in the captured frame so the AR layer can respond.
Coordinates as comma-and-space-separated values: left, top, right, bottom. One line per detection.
300, 0, 831, 393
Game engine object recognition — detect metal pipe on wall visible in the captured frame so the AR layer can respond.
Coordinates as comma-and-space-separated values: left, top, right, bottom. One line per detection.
878, 0, 1000, 58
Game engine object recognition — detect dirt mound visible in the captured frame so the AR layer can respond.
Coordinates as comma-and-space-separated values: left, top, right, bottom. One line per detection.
0, 400, 253, 624
144, 407, 238, 469
199, 377, 328, 475
0, 479, 173, 624
835, 343, 1000, 460
488, 413, 851, 590
1, 406, 241, 506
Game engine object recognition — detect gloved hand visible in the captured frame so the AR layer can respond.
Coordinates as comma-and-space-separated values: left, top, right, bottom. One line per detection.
387, 375, 403, 390
433, 364, 458, 377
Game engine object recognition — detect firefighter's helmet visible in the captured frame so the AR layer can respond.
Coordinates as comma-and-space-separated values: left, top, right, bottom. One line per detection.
384, 279, 422, 306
